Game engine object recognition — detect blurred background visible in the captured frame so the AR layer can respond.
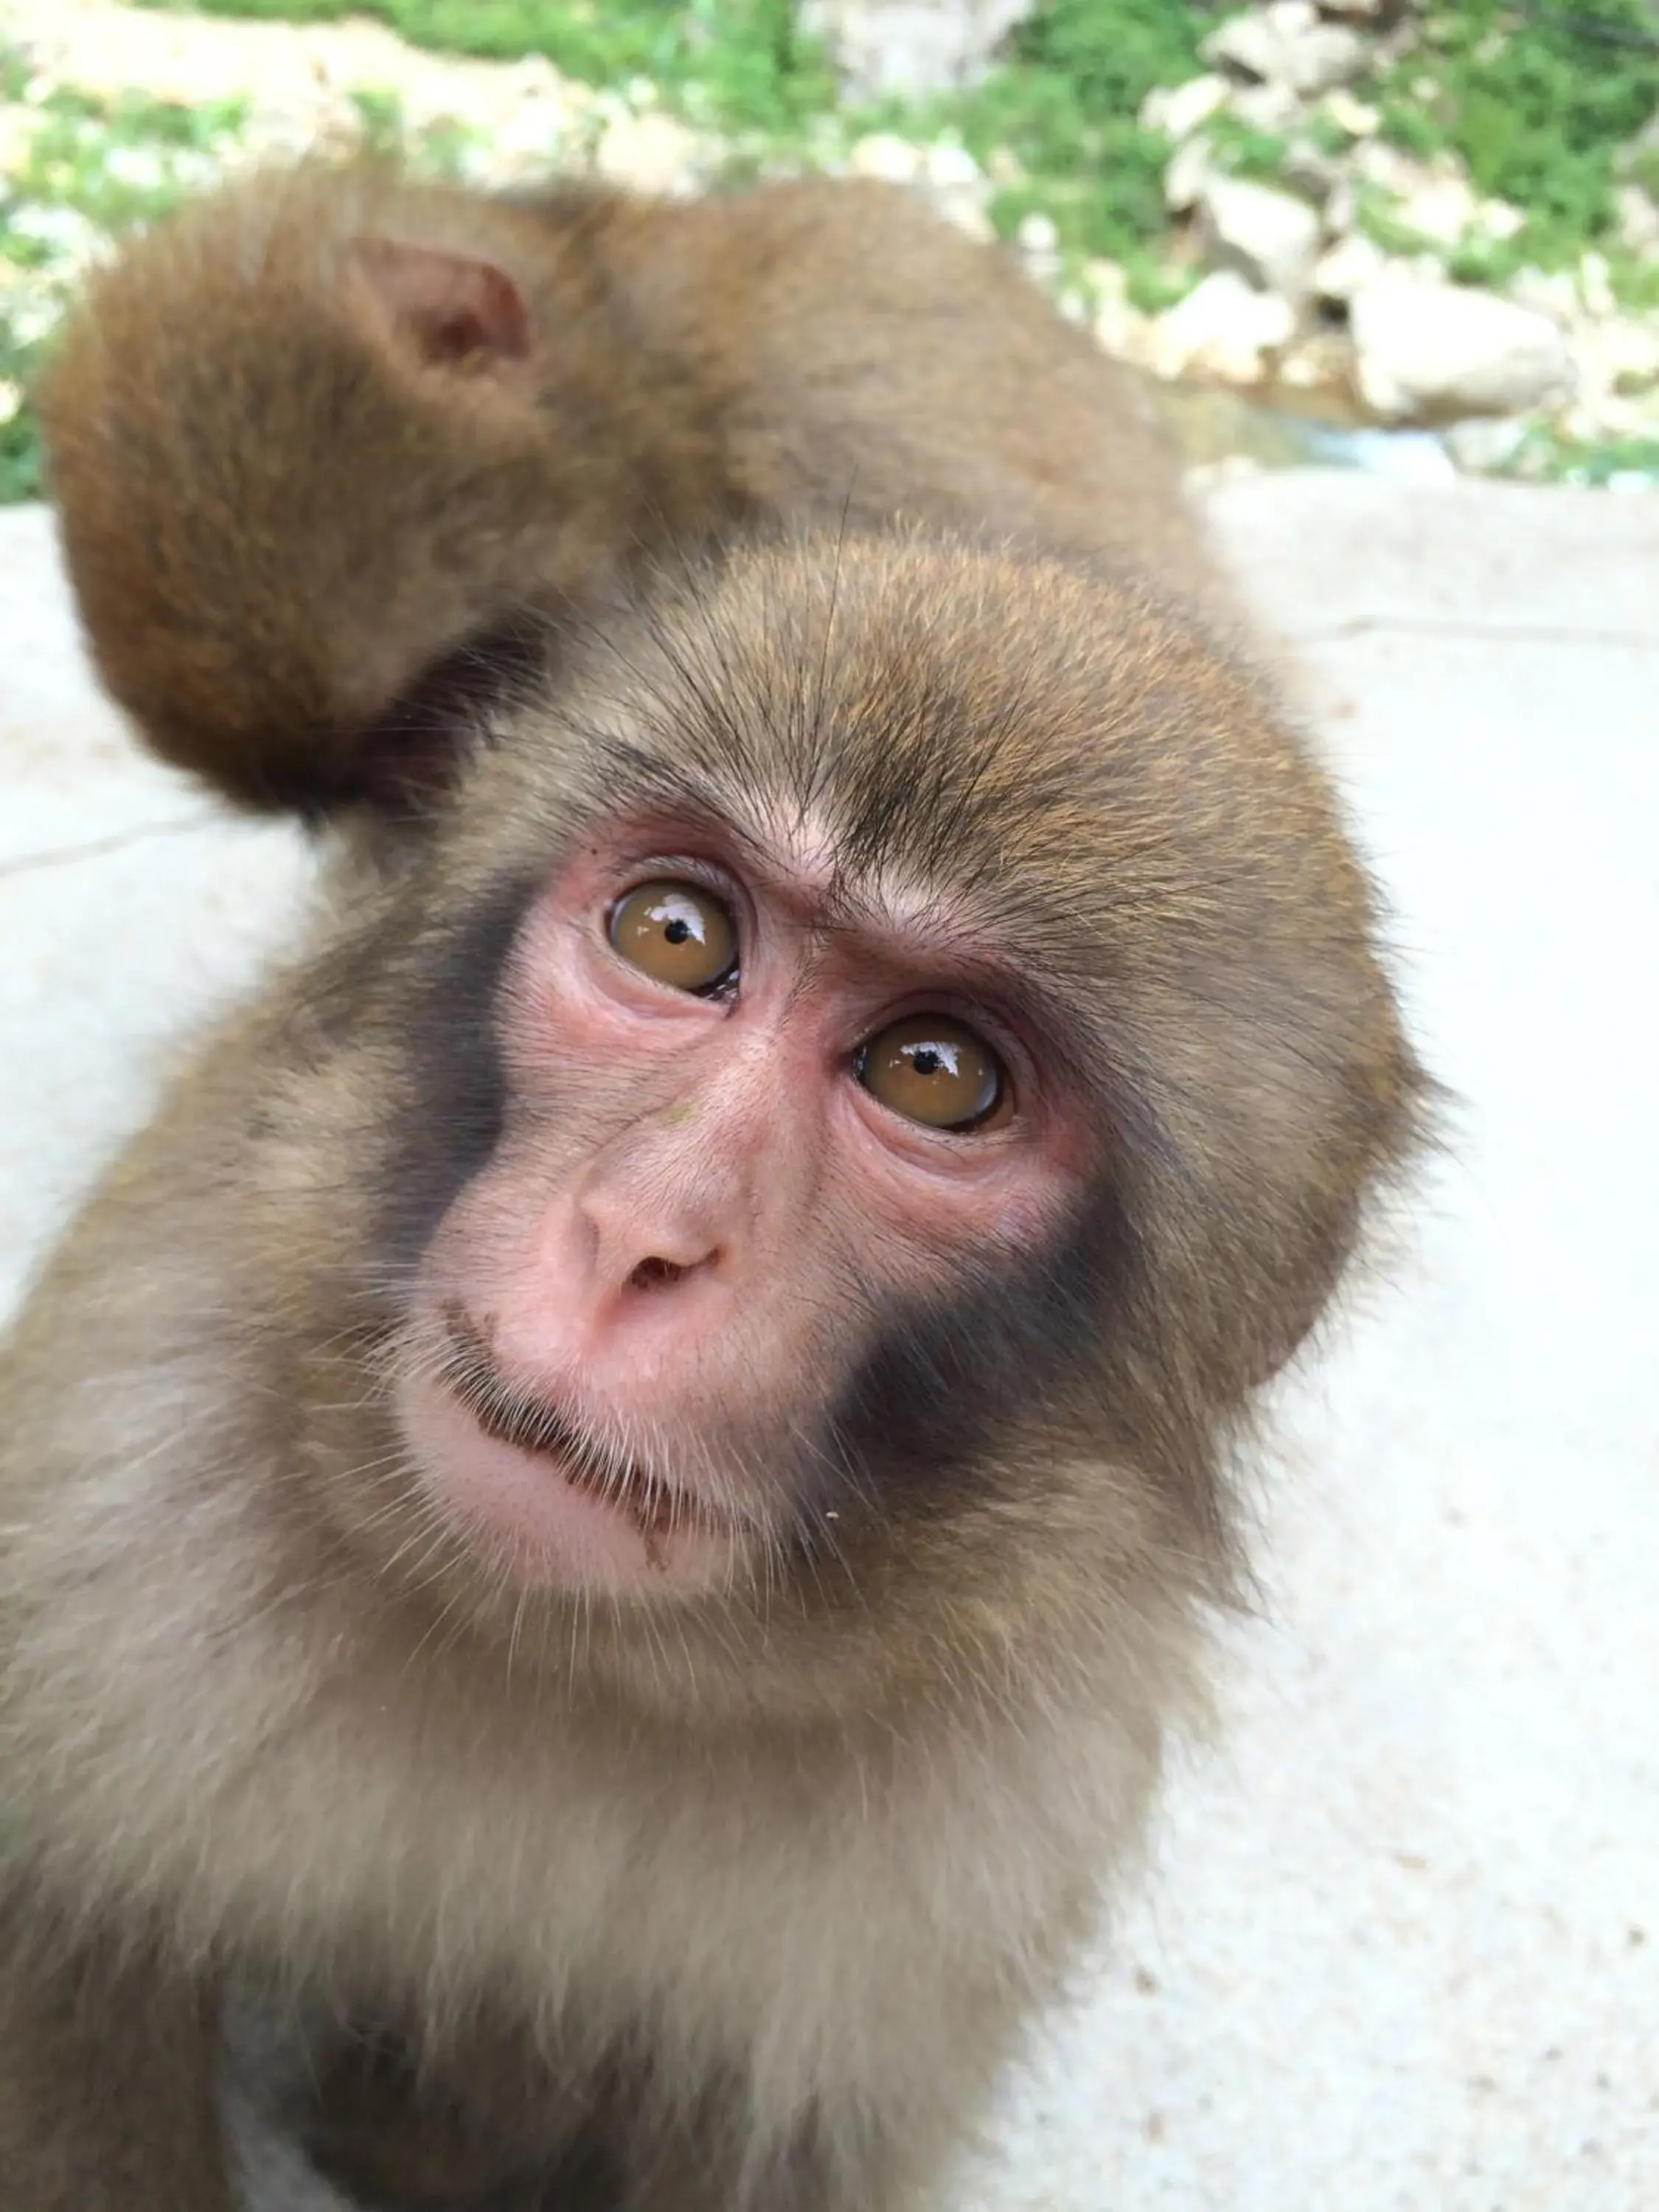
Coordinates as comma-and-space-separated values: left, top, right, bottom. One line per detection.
4, 0, 1659, 494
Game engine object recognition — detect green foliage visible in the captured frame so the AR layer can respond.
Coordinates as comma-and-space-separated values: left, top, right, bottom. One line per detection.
891, 0, 1210, 261
1507, 421, 1659, 484
1444, 229, 1528, 288
1377, 1, 1659, 264
0, 72, 259, 505
128, 0, 835, 135
0, 376, 43, 504
1201, 111, 1290, 184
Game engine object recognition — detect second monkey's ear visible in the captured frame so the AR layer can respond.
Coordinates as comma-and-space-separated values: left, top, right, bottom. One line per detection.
347, 237, 535, 374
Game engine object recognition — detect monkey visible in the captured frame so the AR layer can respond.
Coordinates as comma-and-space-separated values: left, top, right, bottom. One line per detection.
1, 156, 1428, 2212
35, 153, 1218, 821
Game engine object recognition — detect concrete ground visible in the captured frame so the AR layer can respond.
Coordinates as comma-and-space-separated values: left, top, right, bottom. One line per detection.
1, 476, 1655, 2209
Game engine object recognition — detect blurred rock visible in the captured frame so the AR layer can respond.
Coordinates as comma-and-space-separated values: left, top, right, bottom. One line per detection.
1318, 88, 1380, 137
591, 108, 700, 196
846, 132, 925, 184
1199, 175, 1322, 301
1352, 275, 1573, 419
1228, 80, 1303, 133
1165, 134, 1215, 214
1440, 415, 1531, 473
1152, 270, 1295, 381
1615, 184, 1659, 254
1276, 328, 1351, 391
1203, 4, 1369, 97
1391, 173, 1478, 250
1313, 232, 1386, 305
1140, 74, 1229, 141
800, 0, 1032, 100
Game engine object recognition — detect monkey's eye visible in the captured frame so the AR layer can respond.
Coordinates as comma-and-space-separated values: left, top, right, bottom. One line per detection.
608, 880, 738, 995
855, 1015, 1009, 1132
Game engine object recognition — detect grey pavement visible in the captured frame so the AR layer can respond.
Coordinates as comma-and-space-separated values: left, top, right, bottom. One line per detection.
1, 478, 1655, 2209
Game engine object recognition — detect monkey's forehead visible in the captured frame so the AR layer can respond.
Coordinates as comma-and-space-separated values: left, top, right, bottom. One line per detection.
457, 532, 1334, 985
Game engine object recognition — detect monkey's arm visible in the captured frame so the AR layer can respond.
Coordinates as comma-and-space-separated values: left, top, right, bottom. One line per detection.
0, 1916, 232, 2212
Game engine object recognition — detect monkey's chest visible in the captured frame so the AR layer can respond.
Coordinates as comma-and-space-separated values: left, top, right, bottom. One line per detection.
220, 1985, 610, 2212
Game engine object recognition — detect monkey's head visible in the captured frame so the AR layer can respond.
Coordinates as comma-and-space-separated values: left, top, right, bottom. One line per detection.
246, 533, 1425, 1720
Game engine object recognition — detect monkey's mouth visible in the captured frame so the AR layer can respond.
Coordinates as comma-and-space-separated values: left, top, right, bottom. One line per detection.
434, 1308, 723, 1544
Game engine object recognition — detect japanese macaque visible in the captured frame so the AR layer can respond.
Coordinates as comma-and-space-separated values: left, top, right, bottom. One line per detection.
1, 153, 1427, 2212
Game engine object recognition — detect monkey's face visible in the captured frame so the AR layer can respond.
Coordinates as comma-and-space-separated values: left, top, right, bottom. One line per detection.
282, 535, 1416, 1702
392, 795, 1096, 1602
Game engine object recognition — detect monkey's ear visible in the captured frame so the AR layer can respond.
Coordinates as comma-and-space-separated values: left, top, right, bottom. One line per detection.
347, 237, 535, 372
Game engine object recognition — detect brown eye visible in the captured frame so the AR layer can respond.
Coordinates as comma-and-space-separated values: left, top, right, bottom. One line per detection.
855, 1015, 1009, 1132
608, 880, 737, 994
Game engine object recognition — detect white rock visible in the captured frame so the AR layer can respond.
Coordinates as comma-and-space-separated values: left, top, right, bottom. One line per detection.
922, 142, 993, 239
1164, 133, 1214, 214
1352, 274, 1574, 418
1092, 290, 1155, 362
1228, 80, 1301, 133
1313, 232, 1387, 303
1572, 314, 1659, 397
591, 107, 699, 195
1615, 184, 1659, 254
1286, 23, 1371, 94
932, 194, 995, 243
1151, 270, 1295, 382
1276, 330, 1349, 389
1198, 174, 1322, 300
1203, 8, 1368, 96
924, 142, 982, 191
1017, 210, 1058, 256
1140, 73, 1229, 140
0, 105, 42, 176
846, 131, 925, 184
1441, 415, 1531, 473
1508, 265, 1580, 321
1278, 133, 1341, 203
1479, 196, 1526, 242
1201, 11, 1283, 80
1394, 173, 1478, 249
1086, 257, 1128, 307
1577, 251, 1615, 320
1319, 88, 1380, 138
1350, 139, 1430, 196
801, 0, 1033, 100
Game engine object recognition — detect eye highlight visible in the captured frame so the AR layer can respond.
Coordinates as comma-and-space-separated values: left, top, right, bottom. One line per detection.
608, 880, 737, 995
855, 1015, 1009, 1132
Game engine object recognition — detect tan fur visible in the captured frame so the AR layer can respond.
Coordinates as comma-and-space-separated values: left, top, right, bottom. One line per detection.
5, 159, 1427, 2212
36, 153, 1214, 814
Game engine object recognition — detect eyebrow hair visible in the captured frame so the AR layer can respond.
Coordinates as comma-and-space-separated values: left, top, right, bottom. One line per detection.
579, 751, 1124, 1099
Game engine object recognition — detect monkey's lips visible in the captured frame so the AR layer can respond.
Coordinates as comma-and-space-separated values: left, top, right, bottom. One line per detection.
395, 1331, 735, 1596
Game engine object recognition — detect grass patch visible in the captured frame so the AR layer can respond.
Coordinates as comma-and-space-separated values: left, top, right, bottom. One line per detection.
922, 0, 1209, 262
1504, 420, 1659, 484
0, 75, 257, 497
128, 0, 839, 137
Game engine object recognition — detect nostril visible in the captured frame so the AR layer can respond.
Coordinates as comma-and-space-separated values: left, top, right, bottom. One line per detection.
629, 1256, 688, 1292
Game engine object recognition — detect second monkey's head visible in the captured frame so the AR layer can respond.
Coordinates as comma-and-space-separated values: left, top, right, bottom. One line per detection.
246, 532, 1423, 1721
